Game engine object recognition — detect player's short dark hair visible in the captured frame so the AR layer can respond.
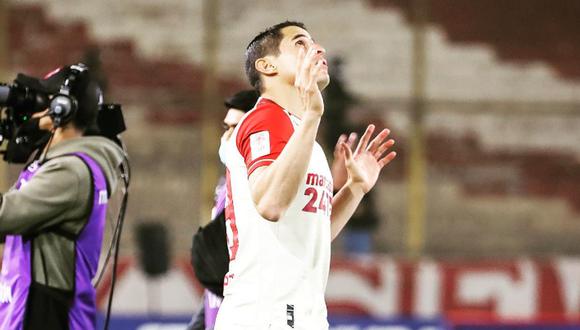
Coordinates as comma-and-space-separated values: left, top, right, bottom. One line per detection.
224, 90, 259, 113
245, 21, 307, 92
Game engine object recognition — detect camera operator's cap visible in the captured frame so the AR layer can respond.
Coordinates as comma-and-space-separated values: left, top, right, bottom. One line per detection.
224, 90, 259, 113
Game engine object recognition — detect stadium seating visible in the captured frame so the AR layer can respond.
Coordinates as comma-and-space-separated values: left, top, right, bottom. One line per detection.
6, 1, 580, 259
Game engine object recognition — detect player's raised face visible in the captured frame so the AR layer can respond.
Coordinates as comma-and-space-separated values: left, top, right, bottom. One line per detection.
275, 26, 330, 90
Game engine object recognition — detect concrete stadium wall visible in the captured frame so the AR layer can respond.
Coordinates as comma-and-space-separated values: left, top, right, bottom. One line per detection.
12, 0, 580, 101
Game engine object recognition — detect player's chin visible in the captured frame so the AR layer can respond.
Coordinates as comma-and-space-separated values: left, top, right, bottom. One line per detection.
317, 73, 330, 90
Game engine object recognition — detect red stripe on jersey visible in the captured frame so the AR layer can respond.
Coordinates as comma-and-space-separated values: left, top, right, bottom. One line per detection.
236, 98, 294, 176
247, 159, 275, 176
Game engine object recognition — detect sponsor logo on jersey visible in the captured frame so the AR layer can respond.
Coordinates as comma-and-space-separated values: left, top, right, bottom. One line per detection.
305, 173, 333, 193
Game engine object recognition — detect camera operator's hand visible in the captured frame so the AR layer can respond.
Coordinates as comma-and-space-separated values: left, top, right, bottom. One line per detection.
32, 109, 53, 131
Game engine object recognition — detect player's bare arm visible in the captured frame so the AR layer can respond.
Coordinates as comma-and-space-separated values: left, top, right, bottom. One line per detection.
249, 45, 326, 221
330, 124, 396, 240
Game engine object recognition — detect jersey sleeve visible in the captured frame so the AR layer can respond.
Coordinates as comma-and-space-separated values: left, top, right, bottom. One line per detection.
236, 106, 294, 176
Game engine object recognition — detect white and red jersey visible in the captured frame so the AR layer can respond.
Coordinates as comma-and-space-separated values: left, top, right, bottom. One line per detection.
215, 98, 333, 330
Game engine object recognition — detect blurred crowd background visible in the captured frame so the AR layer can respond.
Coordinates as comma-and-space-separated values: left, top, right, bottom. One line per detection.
1, 0, 580, 328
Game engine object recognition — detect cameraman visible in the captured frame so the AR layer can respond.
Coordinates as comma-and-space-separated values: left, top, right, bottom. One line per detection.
0, 64, 125, 330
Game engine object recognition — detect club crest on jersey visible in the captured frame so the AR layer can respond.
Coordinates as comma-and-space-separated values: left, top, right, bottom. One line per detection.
250, 131, 270, 160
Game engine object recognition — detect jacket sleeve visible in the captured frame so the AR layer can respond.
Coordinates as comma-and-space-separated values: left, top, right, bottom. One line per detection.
0, 157, 91, 236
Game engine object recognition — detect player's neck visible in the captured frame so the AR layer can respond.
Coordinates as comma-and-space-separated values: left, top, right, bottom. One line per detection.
261, 84, 306, 118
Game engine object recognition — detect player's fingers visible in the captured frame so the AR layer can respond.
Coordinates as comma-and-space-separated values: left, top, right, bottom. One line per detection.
294, 47, 306, 88
335, 134, 347, 154
341, 142, 353, 161
306, 61, 323, 92
301, 46, 316, 74
354, 124, 375, 156
310, 55, 323, 76
366, 128, 390, 153
374, 139, 395, 159
301, 50, 314, 91
378, 151, 397, 169
305, 46, 320, 73
297, 46, 306, 67
347, 132, 357, 149
297, 47, 316, 91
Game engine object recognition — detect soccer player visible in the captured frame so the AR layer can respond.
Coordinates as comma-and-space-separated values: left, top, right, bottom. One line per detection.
215, 21, 396, 330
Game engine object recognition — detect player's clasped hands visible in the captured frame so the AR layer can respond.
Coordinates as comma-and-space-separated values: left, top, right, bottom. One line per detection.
294, 44, 326, 117
340, 125, 397, 193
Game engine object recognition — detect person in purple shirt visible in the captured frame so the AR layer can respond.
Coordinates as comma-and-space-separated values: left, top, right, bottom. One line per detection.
0, 64, 125, 330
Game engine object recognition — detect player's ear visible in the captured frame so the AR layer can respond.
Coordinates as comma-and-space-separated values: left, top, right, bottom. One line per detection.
255, 57, 277, 76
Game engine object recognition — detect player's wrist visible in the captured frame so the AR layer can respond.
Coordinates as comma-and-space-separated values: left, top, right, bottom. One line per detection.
345, 179, 367, 197
302, 110, 323, 122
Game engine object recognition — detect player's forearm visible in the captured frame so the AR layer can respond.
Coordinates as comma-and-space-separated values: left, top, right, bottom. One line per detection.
250, 113, 321, 221
330, 180, 366, 240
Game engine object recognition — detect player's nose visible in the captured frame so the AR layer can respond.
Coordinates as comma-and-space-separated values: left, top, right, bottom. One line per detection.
313, 44, 326, 56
